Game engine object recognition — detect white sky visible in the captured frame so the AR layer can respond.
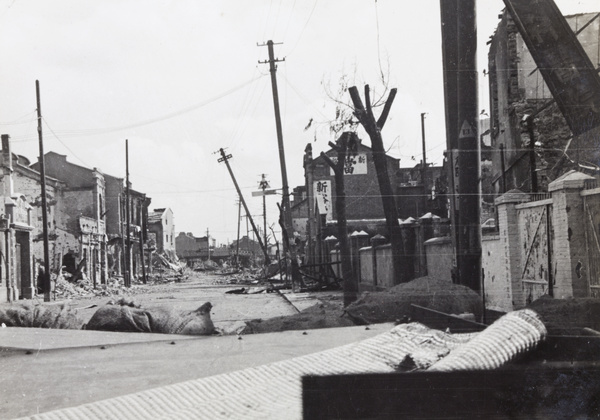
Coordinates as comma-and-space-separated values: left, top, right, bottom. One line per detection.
1, 0, 598, 245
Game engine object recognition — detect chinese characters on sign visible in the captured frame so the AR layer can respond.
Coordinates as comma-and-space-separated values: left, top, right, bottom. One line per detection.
329, 153, 368, 176
313, 180, 332, 221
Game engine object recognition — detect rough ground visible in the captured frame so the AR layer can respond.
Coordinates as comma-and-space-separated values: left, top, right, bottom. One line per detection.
244, 276, 482, 334
343, 276, 483, 325
242, 299, 355, 334
16, 270, 600, 336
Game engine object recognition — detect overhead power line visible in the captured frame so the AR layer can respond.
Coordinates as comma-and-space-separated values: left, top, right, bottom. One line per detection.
12, 74, 266, 142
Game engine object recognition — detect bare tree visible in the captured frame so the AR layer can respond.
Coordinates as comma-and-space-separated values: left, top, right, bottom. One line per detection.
349, 85, 408, 284
321, 132, 359, 306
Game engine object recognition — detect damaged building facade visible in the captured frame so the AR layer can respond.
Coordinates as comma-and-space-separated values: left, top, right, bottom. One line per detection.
30, 152, 108, 285
0, 135, 35, 301
104, 174, 151, 279
148, 208, 175, 260
487, 11, 600, 195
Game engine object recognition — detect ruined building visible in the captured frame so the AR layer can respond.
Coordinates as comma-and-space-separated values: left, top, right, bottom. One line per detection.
104, 174, 151, 279
29, 151, 108, 286
0, 135, 35, 301
148, 208, 175, 260
487, 11, 600, 195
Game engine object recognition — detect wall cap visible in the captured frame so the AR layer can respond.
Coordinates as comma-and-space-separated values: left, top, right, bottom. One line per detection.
424, 236, 452, 245
494, 189, 529, 205
548, 170, 593, 192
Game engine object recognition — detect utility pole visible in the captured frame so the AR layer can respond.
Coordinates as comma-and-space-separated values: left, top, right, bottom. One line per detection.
138, 206, 147, 284
125, 139, 131, 287
259, 174, 270, 249
258, 41, 295, 261
36, 81, 51, 302
217, 148, 269, 262
421, 112, 428, 215
456, 0, 482, 293
236, 200, 241, 267
206, 227, 211, 261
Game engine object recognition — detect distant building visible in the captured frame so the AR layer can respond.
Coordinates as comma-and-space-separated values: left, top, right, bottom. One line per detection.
230, 235, 263, 266
299, 139, 448, 265
104, 174, 151, 279
396, 163, 448, 219
175, 232, 216, 264
148, 208, 175, 258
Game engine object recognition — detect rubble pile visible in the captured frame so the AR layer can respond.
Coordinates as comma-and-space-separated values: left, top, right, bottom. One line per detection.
344, 276, 483, 325
153, 252, 184, 273
54, 276, 149, 299
211, 267, 263, 286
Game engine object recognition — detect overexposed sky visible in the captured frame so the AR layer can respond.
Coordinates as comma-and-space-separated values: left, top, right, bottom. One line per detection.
0, 0, 598, 244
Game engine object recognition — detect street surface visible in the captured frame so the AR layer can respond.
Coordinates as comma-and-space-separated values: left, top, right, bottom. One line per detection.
0, 271, 381, 419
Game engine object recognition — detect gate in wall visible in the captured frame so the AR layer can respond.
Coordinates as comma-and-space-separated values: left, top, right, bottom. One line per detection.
583, 186, 600, 298
519, 199, 554, 304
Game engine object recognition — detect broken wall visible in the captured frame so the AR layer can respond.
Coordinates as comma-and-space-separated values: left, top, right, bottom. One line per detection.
488, 12, 600, 195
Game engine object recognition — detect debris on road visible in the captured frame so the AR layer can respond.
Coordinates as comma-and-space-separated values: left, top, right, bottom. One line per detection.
0, 301, 84, 329
242, 299, 354, 334
85, 299, 216, 335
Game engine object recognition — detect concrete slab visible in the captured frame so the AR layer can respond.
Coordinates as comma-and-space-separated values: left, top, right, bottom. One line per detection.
0, 323, 394, 419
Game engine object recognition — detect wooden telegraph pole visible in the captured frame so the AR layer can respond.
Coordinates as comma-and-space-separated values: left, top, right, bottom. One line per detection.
217, 148, 270, 263
36, 81, 52, 302
236, 199, 241, 267
259, 174, 269, 248
138, 206, 147, 284
125, 139, 131, 287
258, 40, 302, 287
421, 112, 428, 215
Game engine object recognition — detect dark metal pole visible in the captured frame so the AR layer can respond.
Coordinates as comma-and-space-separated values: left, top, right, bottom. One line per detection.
456, 0, 482, 293
36, 81, 52, 302
439, 0, 460, 282
125, 140, 131, 287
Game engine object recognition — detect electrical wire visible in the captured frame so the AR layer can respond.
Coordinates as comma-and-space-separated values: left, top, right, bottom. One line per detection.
286, 0, 318, 57
0, 110, 37, 126
12, 74, 266, 142
42, 117, 91, 168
